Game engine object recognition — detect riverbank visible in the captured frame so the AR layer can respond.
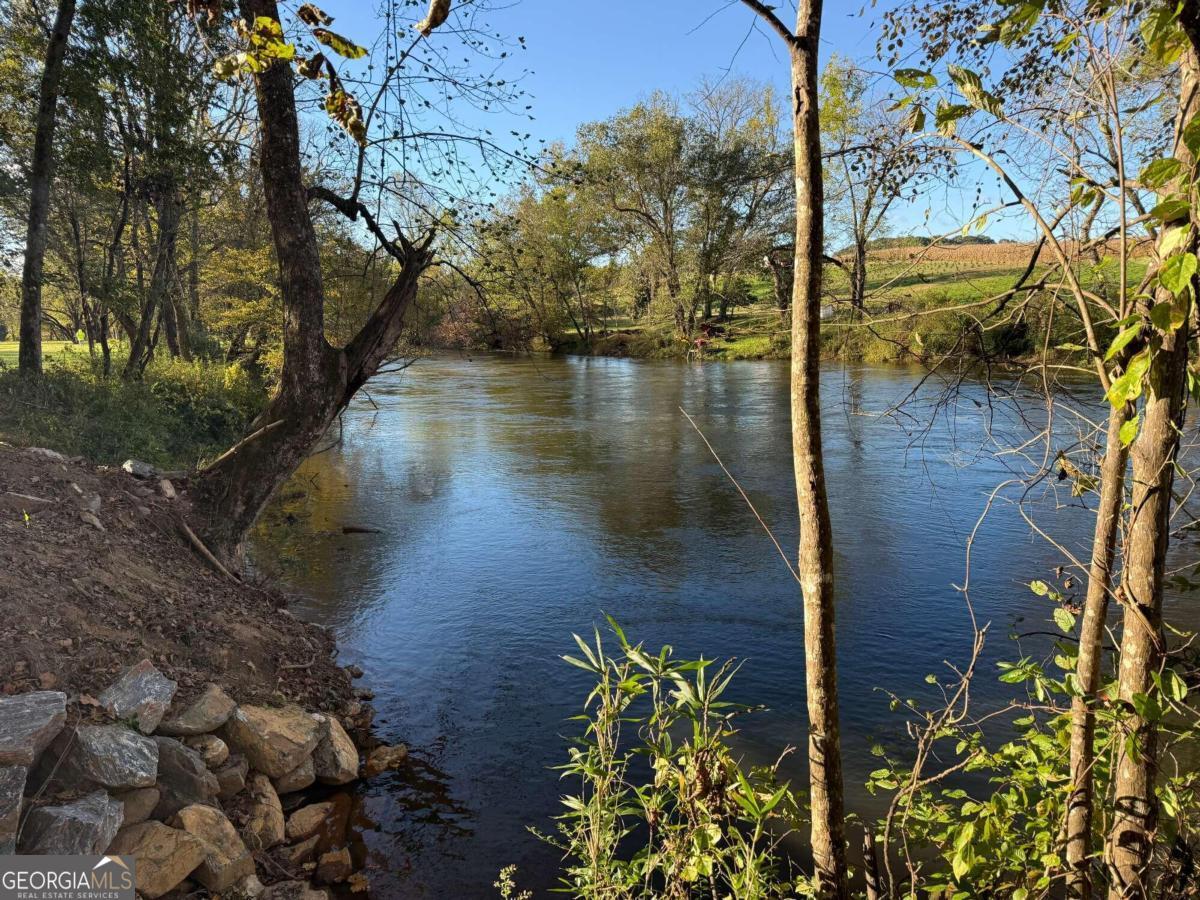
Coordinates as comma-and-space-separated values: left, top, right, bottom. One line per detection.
0, 442, 403, 898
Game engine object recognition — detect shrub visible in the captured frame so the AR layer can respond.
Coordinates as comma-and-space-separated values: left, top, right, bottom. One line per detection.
0, 350, 265, 469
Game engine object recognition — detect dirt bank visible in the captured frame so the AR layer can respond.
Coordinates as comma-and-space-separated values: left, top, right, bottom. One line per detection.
0, 442, 353, 715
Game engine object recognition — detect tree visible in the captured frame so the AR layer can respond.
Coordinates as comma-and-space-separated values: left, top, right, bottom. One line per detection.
879, 2, 1200, 895
1108, 18, 1198, 896
188, 0, 532, 562
820, 55, 940, 312
18, 0, 76, 374
578, 95, 694, 336
686, 79, 792, 323
737, 2, 849, 896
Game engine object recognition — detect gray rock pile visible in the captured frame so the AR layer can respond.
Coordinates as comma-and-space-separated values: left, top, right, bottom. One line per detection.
0, 660, 405, 899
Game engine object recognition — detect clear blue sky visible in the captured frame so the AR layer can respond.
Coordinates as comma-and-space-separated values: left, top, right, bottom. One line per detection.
326, 0, 1021, 239
336, 0, 882, 145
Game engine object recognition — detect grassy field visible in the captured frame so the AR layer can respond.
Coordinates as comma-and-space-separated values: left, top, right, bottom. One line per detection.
0, 340, 77, 367
573, 244, 1146, 363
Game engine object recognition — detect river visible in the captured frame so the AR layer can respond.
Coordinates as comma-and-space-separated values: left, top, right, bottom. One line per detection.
250, 352, 1197, 898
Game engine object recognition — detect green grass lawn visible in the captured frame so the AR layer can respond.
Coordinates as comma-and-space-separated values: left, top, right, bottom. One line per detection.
571, 251, 1146, 362
0, 341, 77, 367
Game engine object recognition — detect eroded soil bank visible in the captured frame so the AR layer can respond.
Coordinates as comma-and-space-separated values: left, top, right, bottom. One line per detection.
0, 442, 403, 898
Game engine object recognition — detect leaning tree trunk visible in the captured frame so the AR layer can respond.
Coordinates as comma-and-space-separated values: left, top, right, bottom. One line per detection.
1106, 39, 1198, 899
192, 0, 433, 564
126, 186, 181, 377
1066, 401, 1130, 899
788, 1, 849, 895
18, 0, 76, 375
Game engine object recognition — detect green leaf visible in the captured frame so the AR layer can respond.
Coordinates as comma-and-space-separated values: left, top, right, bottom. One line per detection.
934, 100, 972, 136
1029, 580, 1050, 596
1053, 608, 1076, 633
947, 65, 1004, 117
1105, 322, 1141, 361
1141, 2, 1187, 63
1184, 111, 1200, 157
313, 28, 368, 59
1106, 349, 1151, 408
1140, 157, 1183, 190
1151, 198, 1191, 224
996, 3, 1042, 45
1159, 252, 1198, 296
1120, 414, 1140, 448
894, 68, 937, 89
1131, 691, 1163, 721
1165, 669, 1188, 702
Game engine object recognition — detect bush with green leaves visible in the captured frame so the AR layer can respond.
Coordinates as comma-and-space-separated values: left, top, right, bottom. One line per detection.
535, 619, 811, 899
0, 350, 264, 468
532, 614, 1200, 899
866, 591, 1200, 898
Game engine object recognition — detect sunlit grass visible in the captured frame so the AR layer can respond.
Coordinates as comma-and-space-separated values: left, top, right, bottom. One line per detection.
0, 340, 76, 367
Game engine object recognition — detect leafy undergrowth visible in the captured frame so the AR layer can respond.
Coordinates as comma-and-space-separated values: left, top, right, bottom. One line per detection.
0, 350, 264, 469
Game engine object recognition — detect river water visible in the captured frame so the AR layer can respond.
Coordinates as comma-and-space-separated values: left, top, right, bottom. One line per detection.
250, 352, 1197, 898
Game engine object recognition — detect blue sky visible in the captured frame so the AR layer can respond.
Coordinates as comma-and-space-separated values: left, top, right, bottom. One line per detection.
324, 1, 1023, 239
336, 1, 881, 146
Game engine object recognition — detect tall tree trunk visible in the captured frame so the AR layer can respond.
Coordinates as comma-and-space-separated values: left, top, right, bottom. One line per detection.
739, 3, 845, 892
1066, 403, 1130, 899
1106, 39, 1198, 899
786, 1, 848, 895
850, 239, 867, 311
192, 0, 433, 564
18, 0, 77, 375
768, 248, 792, 323
126, 187, 181, 377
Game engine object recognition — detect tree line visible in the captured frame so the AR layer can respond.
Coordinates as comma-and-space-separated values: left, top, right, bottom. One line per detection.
3, 0, 1200, 898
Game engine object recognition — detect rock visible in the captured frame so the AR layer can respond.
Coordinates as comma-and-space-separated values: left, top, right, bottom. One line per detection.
107, 821, 206, 899
98, 659, 177, 734
0, 691, 67, 766
63, 725, 159, 790
277, 834, 320, 867
159, 479, 177, 500
121, 459, 156, 479
261, 881, 328, 900
26, 447, 66, 462
19, 791, 123, 855
273, 755, 315, 795
80, 510, 106, 532
113, 786, 160, 826
284, 802, 333, 843
214, 753, 249, 800
362, 743, 408, 778
152, 738, 219, 819
242, 773, 284, 851
235, 874, 266, 898
159, 684, 237, 736
311, 716, 357, 786
185, 734, 229, 768
345, 665, 364, 679
315, 847, 352, 885
0, 765, 27, 854
353, 687, 374, 701
222, 705, 322, 779
170, 804, 255, 892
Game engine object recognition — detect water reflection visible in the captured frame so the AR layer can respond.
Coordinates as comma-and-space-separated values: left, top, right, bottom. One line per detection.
251, 353, 1195, 898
